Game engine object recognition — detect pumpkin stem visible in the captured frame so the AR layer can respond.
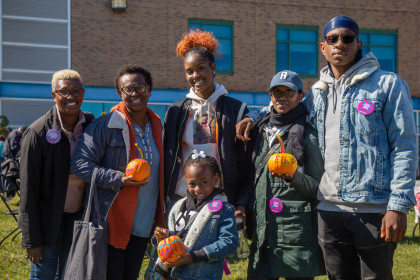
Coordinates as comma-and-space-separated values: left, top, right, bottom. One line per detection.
276, 134, 284, 153
134, 143, 145, 159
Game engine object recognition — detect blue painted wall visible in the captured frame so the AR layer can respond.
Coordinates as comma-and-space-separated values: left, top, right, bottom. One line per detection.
2, 82, 420, 120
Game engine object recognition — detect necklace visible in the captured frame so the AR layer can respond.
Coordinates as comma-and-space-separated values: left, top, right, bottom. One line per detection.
134, 124, 153, 165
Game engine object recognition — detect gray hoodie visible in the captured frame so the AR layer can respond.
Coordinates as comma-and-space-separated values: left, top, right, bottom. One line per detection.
317, 52, 387, 213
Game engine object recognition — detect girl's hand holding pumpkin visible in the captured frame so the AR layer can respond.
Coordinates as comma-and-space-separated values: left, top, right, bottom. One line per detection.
121, 175, 150, 188
163, 253, 193, 268
154, 227, 169, 241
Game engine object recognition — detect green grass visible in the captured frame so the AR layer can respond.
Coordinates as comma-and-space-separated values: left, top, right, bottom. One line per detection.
1, 196, 419, 279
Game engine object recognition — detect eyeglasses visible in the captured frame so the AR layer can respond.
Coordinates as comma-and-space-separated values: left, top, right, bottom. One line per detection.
120, 84, 148, 96
324, 34, 357, 45
54, 89, 84, 98
270, 89, 297, 99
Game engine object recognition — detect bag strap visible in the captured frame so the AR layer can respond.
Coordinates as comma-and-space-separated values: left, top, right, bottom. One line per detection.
82, 167, 99, 222
236, 102, 247, 124
254, 142, 280, 184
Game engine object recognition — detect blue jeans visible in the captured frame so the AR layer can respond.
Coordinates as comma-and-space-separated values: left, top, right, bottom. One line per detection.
318, 210, 397, 280
30, 211, 82, 280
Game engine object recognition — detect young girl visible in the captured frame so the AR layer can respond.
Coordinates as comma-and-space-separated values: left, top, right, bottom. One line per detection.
153, 150, 238, 280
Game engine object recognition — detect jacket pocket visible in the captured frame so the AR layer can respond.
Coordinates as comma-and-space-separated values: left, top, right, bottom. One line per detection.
352, 99, 382, 135
275, 200, 313, 245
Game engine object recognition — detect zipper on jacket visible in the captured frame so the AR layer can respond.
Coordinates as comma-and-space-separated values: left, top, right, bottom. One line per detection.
215, 111, 224, 189
166, 103, 191, 206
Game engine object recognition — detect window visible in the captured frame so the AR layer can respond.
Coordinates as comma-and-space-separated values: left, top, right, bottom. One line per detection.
276, 25, 318, 77
188, 19, 233, 74
1, 0, 70, 83
359, 30, 397, 73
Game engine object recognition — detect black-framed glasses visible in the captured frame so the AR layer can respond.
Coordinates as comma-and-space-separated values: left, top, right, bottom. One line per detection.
324, 34, 357, 45
54, 89, 84, 98
120, 84, 148, 96
270, 89, 297, 99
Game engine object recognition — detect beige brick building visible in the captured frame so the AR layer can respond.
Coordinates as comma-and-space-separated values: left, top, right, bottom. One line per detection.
71, 0, 420, 96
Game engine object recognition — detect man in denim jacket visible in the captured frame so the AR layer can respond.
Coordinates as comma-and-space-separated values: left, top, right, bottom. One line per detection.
238, 16, 417, 279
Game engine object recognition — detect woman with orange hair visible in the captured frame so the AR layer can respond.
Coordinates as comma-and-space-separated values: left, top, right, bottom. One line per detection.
163, 30, 251, 224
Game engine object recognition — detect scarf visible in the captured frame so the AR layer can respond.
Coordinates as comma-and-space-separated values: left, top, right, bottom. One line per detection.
107, 101, 166, 249
258, 103, 307, 166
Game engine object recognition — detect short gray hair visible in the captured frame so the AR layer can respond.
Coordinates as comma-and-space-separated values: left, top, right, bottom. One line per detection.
51, 69, 84, 91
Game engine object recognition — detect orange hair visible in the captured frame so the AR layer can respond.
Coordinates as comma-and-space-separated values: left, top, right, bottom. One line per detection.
176, 30, 218, 58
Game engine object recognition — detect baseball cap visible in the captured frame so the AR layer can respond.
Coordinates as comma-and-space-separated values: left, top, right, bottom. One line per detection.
268, 70, 303, 92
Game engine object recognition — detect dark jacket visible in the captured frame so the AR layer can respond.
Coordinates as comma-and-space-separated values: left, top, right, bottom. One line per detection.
247, 120, 325, 278
163, 95, 251, 208
19, 106, 94, 248
3, 129, 22, 160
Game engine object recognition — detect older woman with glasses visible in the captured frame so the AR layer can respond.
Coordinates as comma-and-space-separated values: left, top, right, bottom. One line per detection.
245, 70, 325, 280
71, 65, 165, 280
20, 69, 94, 279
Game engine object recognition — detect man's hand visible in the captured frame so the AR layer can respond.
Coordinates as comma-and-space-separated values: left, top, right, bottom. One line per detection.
121, 175, 150, 188
381, 210, 407, 242
235, 205, 246, 226
236, 117, 253, 142
164, 253, 193, 268
27, 247, 43, 264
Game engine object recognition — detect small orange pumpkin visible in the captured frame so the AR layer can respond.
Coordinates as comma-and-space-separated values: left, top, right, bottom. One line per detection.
125, 158, 150, 181
157, 235, 187, 263
267, 134, 298, 175
125, 143, 151, 181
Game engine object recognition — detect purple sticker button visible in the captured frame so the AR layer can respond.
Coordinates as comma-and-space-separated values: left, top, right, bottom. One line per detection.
208, 200, 223, 212
269, 198, 283, 213
46, 129, 61, 144
357, 100, 375, 115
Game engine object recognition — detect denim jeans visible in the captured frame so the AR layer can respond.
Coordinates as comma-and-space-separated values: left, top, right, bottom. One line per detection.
318, 210, 397, 280
30, 211, 82, 280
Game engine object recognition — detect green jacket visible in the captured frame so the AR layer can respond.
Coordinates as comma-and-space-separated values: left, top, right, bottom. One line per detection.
247, 124, 325, 278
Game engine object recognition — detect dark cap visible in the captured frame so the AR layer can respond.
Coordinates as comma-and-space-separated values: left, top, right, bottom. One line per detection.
268, 70, 303, 92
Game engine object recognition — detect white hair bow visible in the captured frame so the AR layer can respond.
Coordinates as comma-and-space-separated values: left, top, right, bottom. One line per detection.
191, 149, 206, 159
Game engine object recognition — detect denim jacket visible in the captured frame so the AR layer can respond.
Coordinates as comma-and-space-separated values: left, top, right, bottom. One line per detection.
246, 55, 417, 213
71, 109, 166, 223
155, 194, 238, 280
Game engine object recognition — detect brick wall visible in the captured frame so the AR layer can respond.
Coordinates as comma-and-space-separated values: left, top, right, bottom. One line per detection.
71, 0, 420, 97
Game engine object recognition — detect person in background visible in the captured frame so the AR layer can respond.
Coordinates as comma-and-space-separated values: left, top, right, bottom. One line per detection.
0, 135, 5, 163
245, 71, 324, 280
164, 30, 251, 225
19, 69, 94, 279
71, 65, 166, 280
3, 126, 25, 160
236, 15, 417, 280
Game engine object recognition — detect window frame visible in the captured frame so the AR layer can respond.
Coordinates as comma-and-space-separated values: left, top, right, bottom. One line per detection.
276, 24, 319, 78
359, 29, 398, 73
1, 0, 70, 84
188, 18, 234, 75
275, 24, 319, 78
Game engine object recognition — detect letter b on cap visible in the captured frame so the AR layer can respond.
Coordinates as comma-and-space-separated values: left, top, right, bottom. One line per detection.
280, 72, 288, 80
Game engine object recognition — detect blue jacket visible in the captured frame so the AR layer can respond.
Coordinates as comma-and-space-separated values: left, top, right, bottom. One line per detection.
70, 109, 165, 226
247, 54, 417, 213
156, 194, 238, 280
306, 63, 417, 213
